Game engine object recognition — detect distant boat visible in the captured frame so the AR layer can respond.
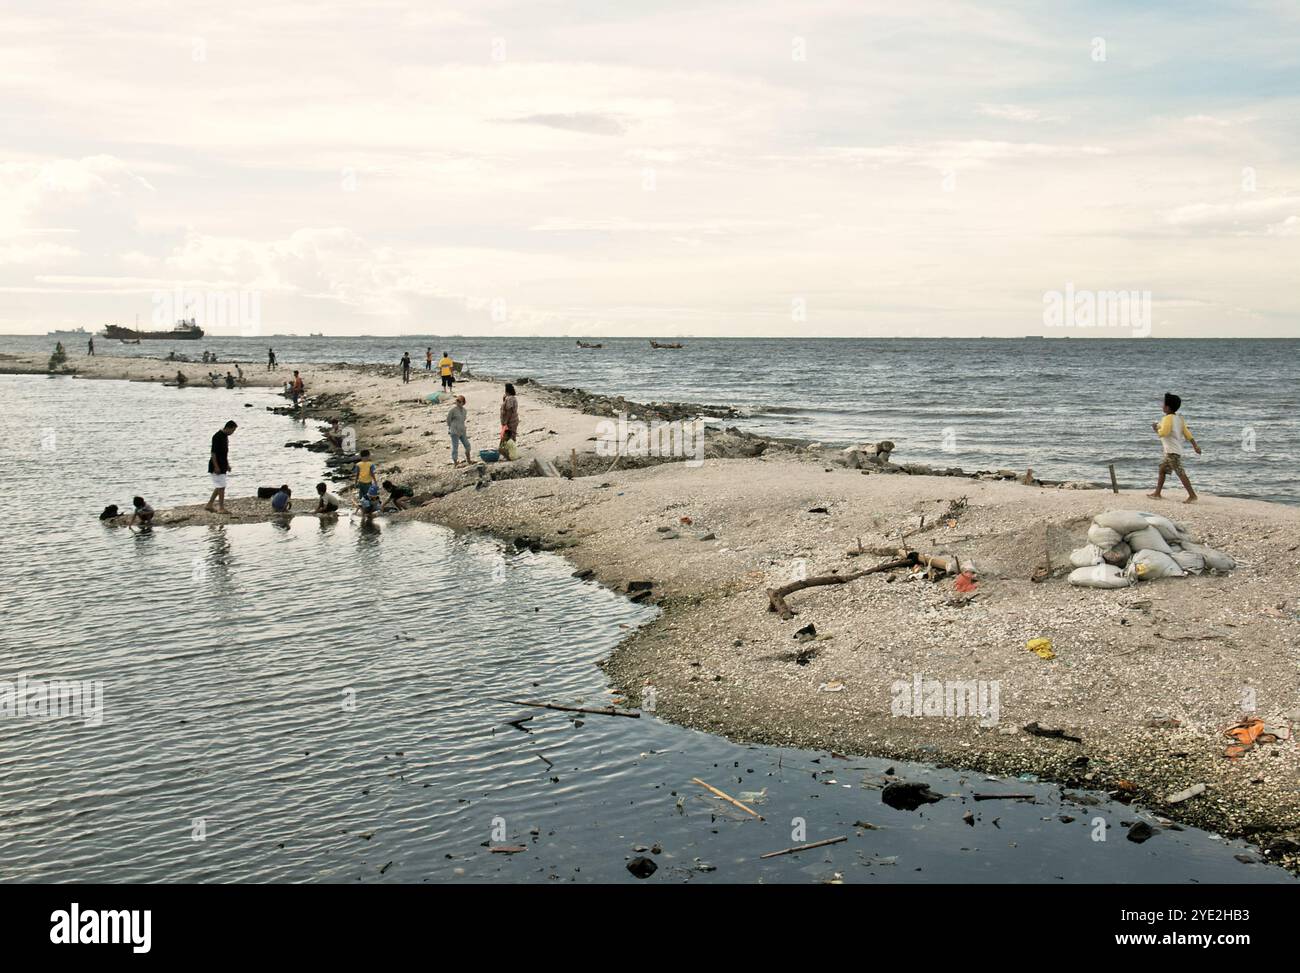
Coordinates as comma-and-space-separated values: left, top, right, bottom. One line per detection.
576, 340, 603, 349
48, 326, 89, 337
103, 318, 203, 341
1023, 335, 1045, 339
309, 332, 324, 337
649, 339, 684, 349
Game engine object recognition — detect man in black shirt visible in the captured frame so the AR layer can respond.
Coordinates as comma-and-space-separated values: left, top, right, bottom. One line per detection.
206, 420, 237, 513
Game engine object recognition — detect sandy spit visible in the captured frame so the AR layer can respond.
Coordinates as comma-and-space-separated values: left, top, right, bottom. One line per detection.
21, 351, 1300, 867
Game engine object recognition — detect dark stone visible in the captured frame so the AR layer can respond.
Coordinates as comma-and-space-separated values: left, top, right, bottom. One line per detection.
1126, 821, 1156, 843
882, 781, 944, 811
626, 856, 657, 879
793, 623, 817, 642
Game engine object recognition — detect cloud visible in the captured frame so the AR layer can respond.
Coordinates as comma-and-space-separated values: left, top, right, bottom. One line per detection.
0, 2, 1298, 336
504, 112, 628, 136
975, 103, 1067, 123
1166, 195, 1300, 234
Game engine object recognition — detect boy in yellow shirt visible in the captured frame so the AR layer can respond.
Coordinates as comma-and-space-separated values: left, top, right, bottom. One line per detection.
1148, 392, 1201, 503
438, 352, 455, 391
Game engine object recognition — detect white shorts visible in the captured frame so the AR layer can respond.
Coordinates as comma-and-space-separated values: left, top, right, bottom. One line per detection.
210, 473, 229, 489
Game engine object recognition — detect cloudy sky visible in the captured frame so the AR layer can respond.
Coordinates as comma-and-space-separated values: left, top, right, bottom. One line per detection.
1, 0, 1297, 337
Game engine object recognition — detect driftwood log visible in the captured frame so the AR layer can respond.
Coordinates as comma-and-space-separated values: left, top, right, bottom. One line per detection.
766, 555, 917, 620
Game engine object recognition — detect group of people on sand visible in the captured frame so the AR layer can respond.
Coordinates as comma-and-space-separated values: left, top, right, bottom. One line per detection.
400, 348, 456, 388
197, 373, 522, 521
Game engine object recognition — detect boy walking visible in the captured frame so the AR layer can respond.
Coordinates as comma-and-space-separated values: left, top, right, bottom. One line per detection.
1148, 392, 1201, 503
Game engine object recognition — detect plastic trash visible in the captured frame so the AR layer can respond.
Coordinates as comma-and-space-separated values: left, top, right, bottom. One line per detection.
1026, 637, 1055, 659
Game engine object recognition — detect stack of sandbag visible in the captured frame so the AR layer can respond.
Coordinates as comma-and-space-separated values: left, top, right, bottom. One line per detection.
1067, 510, 1236, 588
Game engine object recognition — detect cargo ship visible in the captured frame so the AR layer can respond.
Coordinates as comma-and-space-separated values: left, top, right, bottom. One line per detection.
103, 318, 204, 341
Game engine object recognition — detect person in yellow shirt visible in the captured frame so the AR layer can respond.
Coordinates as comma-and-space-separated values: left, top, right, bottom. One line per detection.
1148, 392, 1200, 503
438, 351, 455, 391
353, 449, 379, 494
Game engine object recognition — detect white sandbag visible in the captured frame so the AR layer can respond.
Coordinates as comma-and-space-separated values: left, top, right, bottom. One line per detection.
1137, 511, 1184, 544
1068, 564, 1134, 589
1094, 510, 1150, 536
1181, 542, 1236, 572
1087, 523, 1123, 548
1126, 525, 1173, 555
1069, 544, 1104, 568
1170, 549, 1205, 574
1128, 549, 1186, 581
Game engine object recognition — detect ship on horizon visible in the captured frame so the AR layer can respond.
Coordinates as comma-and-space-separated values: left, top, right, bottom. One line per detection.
102, 318, 204, 341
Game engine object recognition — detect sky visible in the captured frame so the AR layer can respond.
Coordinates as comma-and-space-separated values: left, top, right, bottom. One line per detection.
1, 0, 1298, 338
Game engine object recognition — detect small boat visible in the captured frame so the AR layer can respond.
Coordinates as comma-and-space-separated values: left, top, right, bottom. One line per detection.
649, 339, 684, 349
104, 318, 203, 341
576, 340, 603, 349
47, 326, 89, 337
309, 332, 324, 337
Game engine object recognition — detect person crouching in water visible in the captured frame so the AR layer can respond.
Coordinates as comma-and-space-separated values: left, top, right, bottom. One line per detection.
358, 481, 382, 521
128, 496, 154, 530
1148, 391, 1201, 503
381, 479, 413, 510
270, 484, 293, 513
315, 482, 342, 516
447, 394, 471, 467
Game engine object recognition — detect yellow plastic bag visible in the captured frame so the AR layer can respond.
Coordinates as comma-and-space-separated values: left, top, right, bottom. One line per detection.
1026, 637, 1055, 660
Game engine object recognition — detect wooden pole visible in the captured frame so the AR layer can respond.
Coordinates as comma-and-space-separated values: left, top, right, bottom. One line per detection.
691, 777, 764, 820
759, 835, 848, 859
1108, 463, 1119, 494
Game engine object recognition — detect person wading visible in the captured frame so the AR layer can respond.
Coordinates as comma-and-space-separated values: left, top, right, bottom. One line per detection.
206, 420, 237, 514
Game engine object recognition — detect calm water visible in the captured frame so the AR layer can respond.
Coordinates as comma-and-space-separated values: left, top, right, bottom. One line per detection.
0, 374, 1291, 883
9, 334, 1296, 503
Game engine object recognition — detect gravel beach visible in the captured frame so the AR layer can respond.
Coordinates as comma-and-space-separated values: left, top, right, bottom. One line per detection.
20, 350, 1300, 869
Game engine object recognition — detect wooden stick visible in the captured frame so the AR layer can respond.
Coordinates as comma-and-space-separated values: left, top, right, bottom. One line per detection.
759, 554, 915, 616
1108, 463, 1119, 495
766, 555, 917, 619
691, 777, 764, 820
759, 835, 847, 859
492, 698, 641, 718
570, 448, 577, 479
972, 793, 1037, 801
